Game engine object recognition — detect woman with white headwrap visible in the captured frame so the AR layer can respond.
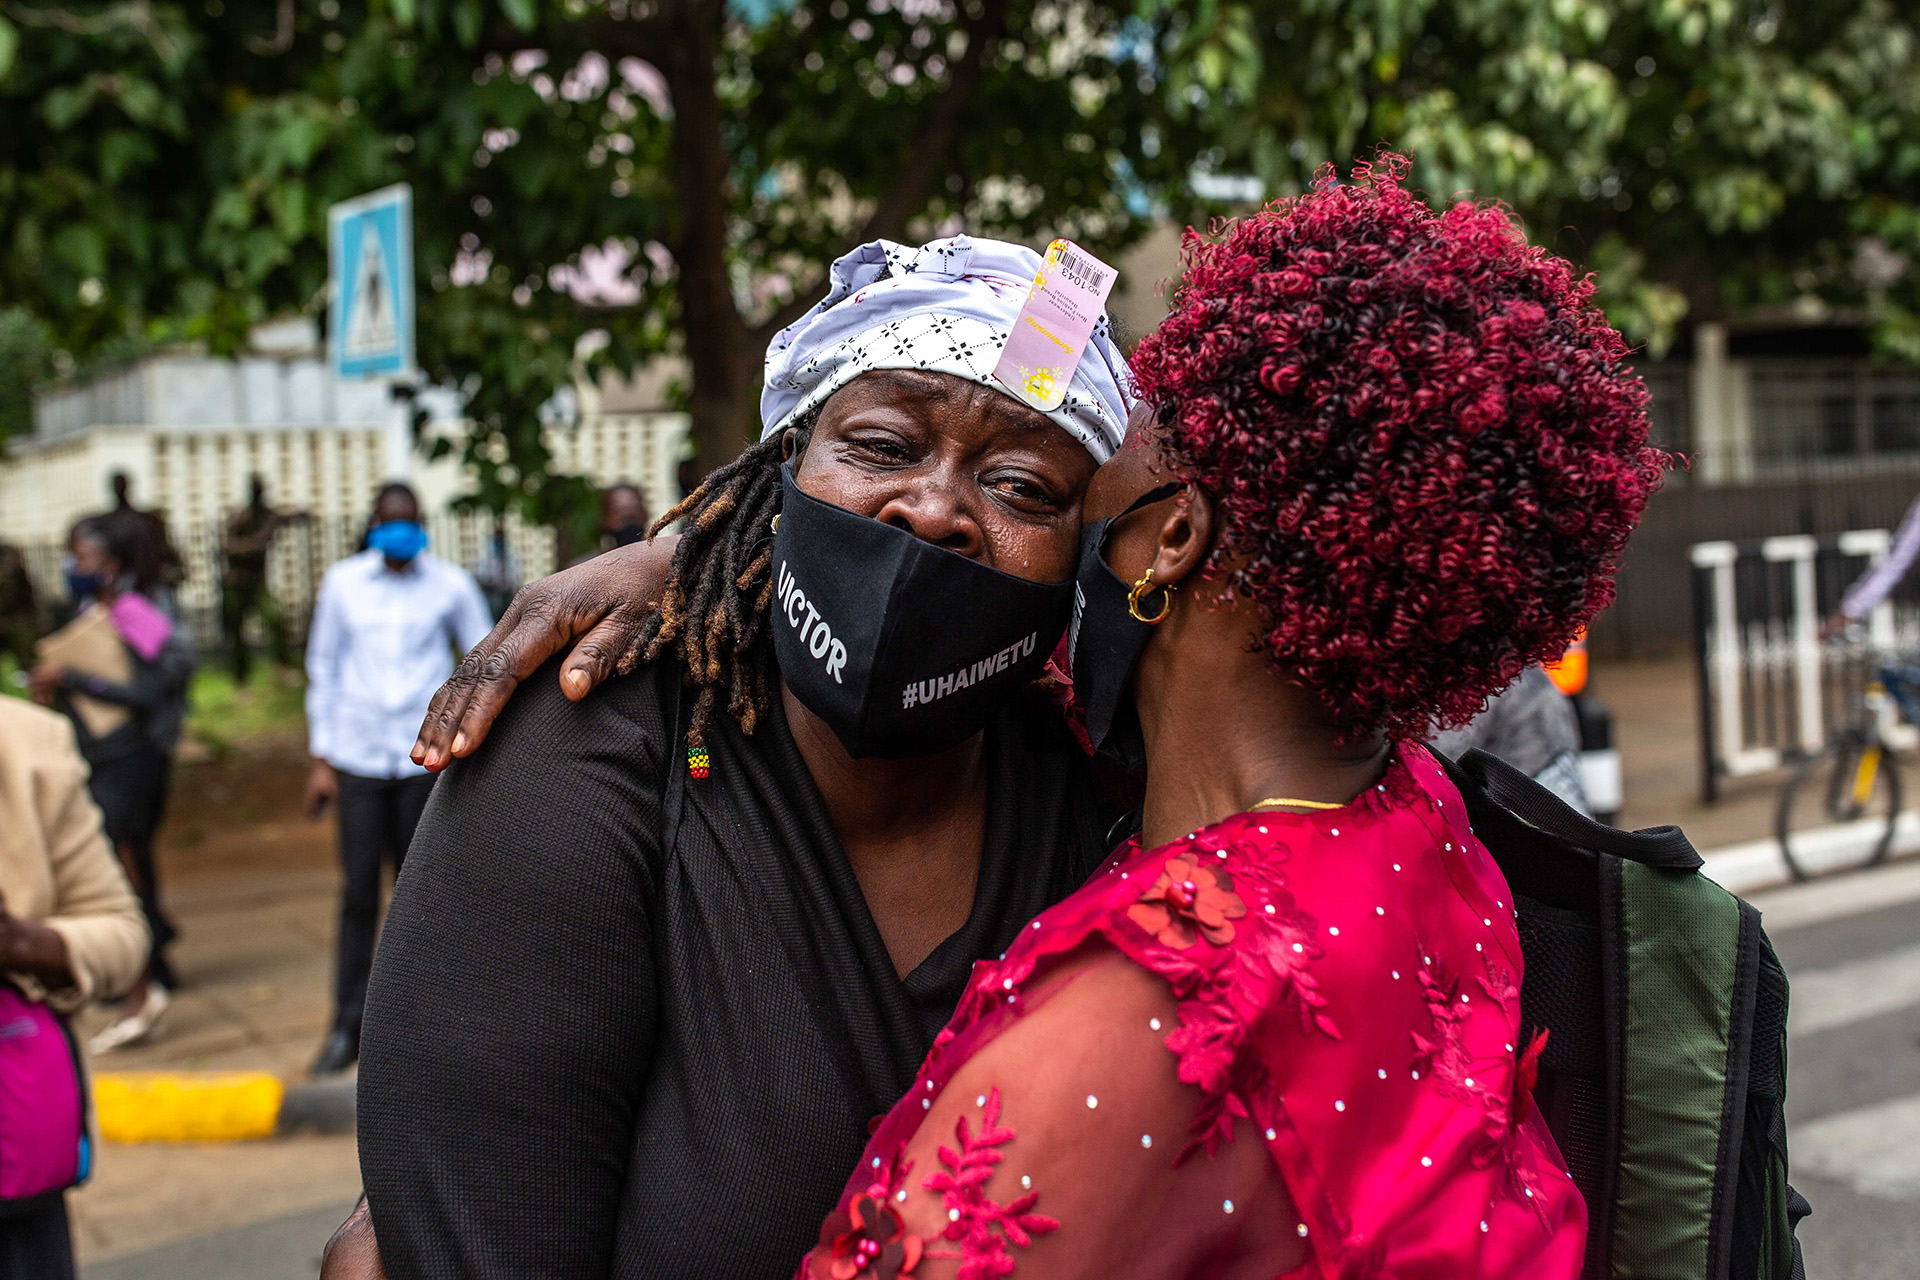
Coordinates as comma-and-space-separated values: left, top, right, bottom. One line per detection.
342, 236, 1138, 1280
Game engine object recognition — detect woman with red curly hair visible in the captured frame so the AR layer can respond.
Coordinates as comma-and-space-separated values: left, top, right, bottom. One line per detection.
795, 155, 1661, 1280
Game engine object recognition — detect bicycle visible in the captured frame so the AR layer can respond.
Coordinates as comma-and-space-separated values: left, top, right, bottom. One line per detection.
1774, 661, 1917, 881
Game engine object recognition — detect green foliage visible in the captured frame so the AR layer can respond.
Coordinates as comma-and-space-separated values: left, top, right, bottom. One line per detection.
183, 664, 309, 756
1153, 0, 1920, 355
0, 0, 1916, 519
0, 307, 55, 442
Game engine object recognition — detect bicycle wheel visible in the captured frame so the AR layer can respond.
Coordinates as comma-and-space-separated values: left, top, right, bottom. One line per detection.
1776, 734, 1903, 881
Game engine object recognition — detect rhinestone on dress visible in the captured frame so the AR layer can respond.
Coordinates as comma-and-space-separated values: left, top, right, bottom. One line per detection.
976, 1094, 986, 1107
1086, 1095, 1098, 1109
1391, 969, 1401, 979
1421, 1156, 1433, 1167
1022, 1176, 1032, 1189
1377, 1068, 1388, 1079
1480, 1221, 1489, 1233
1149, 1017, 1161, 1031
1334, 1100, 1345, 1112
1265, 1127, 1277, 1140
1140, 1134, 1152, 1148
1375, 906, 1385, 916
1296, 1223, 1309, 1237
1328, 926, 1340, 937
1223, 1200, 1235, 1214
1331, 828, 1340, 837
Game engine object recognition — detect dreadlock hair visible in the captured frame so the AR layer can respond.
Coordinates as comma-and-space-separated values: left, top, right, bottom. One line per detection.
627, 418, 813, 744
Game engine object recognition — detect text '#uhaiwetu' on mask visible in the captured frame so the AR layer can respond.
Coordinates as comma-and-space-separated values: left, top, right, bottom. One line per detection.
774, 559, 1037, 709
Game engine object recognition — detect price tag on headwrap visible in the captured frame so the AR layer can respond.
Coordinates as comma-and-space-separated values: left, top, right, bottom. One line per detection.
993, 239, 1118, 413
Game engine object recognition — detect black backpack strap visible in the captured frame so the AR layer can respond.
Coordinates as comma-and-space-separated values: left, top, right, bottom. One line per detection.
1455, 748, 1703, 871
1707, 899, 1764, 1280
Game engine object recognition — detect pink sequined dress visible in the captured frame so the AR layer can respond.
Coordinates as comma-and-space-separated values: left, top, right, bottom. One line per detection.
800, 744, 1585, 1280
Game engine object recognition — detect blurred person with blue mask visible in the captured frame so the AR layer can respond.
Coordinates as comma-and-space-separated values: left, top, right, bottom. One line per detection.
302, 481, 492, 1075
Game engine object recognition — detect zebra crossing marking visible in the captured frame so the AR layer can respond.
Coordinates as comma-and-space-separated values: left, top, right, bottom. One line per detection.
1793, 1092, 1920, 1201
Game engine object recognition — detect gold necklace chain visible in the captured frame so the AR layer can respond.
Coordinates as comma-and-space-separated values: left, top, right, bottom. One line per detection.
1248, 796, 1344, 812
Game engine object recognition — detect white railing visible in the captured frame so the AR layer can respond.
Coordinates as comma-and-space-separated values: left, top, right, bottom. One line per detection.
1691, 529, 1920, 797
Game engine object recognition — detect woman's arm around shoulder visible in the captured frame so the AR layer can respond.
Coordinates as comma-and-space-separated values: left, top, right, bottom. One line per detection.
803, 945, 1308, 1280
412, 534, 680, 769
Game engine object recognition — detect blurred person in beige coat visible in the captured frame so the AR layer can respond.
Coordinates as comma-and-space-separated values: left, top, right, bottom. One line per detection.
0, 695, 149, 1278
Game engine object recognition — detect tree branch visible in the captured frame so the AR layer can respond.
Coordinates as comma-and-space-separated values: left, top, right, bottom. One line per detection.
244, 0, 294, 55
748, 0, 1008, 346
853, 0, 1006, 245
8, 1, 179, 59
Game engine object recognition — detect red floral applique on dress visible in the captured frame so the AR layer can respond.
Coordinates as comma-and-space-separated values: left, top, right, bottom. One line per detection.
1409, 955, 1480, 1107
919, 1088, 1058, 1280
1408, 950, 1555, 1220
1128, 853, 1247, 948
822, 1152, 927, 1280
827, 1191, 925, 1279
1128, 836, 1341, 1163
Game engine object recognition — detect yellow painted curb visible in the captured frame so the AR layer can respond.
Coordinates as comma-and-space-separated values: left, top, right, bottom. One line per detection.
93, 1071, 285, 1143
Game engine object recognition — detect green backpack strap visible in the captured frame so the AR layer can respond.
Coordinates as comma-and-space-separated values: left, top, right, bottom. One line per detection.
1611, 860, 1763, 1279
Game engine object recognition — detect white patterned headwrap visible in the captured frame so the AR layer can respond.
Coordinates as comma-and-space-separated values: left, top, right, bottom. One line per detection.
761, 235, 1134, 461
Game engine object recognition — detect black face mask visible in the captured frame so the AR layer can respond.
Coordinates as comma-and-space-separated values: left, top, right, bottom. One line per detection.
609, 523, 647, 548
1066, 482, 1182, 768
769, 464, 1075, 759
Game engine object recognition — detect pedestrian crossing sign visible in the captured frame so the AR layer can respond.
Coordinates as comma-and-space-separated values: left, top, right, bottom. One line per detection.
329, 184, 414, 380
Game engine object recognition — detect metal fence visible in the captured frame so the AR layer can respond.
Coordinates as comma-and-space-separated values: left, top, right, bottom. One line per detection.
1591, 457, 1920, 661
1690, 529, 1920, 801
18, 511, 559, 662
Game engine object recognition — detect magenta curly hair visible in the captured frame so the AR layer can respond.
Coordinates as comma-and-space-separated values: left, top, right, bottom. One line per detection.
1129, 153, 1664, 739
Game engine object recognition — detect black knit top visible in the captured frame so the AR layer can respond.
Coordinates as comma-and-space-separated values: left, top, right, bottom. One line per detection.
357, 656, 1111, 1278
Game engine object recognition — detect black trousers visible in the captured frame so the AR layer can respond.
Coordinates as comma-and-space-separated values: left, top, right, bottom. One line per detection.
0, 1193, 75, 1280
332, 771, 436, 1037
86, 744, 177, 990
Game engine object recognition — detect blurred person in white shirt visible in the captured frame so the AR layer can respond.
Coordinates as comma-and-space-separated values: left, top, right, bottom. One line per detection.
303, 483, 491, 1075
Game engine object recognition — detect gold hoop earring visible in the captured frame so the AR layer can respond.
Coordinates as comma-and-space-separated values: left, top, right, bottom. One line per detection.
1127, 568, 1175, 624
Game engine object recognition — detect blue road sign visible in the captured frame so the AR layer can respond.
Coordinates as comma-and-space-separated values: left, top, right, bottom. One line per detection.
329, 184, 415, 380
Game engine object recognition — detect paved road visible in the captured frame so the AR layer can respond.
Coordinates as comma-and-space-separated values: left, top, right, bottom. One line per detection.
81, 861, 1920, 1278
83, 1199, 355, 1280
1756, 860, 1920, 1278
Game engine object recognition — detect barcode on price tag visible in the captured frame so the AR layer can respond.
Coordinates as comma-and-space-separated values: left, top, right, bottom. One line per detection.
1053, 242, 1111, 293
992, 238, 1118, 413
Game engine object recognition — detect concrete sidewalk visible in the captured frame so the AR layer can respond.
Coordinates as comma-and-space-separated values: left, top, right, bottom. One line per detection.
70, 739, 366, 1272
1603, 655, 1920, 892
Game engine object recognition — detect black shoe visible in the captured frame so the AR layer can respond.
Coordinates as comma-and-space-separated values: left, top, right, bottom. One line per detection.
310, 1028, 359, 1076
